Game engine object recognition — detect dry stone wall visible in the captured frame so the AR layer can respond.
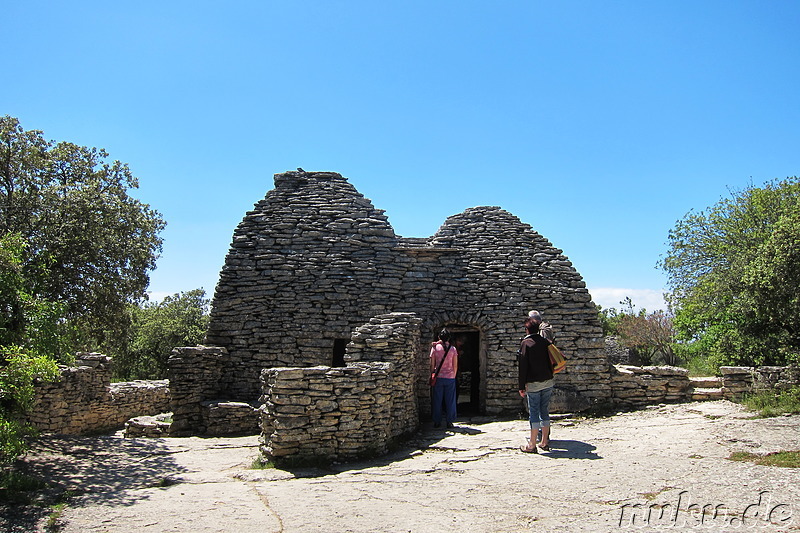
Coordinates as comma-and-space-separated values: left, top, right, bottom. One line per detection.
721, 365, 800, 399
260, 363, 393, 462
426, 207, 609, 410
167, 345, 260, 436
27, 353, 169, 435
204, 170, 607, 420
607, 364, 800, 409
610, 365, 692, 408
259, 313, 421, 462
344, 312, 422, 439
206, 171, 400, 401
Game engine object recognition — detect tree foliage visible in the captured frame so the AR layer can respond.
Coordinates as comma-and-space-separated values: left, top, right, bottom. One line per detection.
661, 177, 800, 367
617, 310, 679, 366
114, 289, 210, 380
0, 233, 74, 361
0, 115, 165, 350
0, 234, 60, 465
599, 297, 679, 365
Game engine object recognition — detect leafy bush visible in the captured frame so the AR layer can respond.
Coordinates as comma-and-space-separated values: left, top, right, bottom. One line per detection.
0, 233, 61, 465
681, 350, 722, 377
0, 470, 48, 502
113, 289, 209, 380
0, 347, 59, 465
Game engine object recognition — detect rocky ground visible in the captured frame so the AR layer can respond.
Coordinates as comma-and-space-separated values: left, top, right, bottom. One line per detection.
3, 400, 799, 532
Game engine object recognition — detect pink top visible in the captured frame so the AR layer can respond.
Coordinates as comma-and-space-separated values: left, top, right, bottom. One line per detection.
430, 341, 458, 379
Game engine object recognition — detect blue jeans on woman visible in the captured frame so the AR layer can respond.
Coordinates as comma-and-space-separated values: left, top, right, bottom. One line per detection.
526, 386, 553, 429
432, 377, 457, 426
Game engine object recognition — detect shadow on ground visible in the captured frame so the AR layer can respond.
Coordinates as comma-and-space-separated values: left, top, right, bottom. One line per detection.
0, 434, 189, 533
537, 439, 602, 459
269, 416, 600, 479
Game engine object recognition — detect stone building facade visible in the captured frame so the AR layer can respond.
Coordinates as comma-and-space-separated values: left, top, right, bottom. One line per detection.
202, 170, 607, 426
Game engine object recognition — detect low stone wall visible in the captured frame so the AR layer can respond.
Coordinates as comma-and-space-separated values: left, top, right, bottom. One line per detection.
258, 313, 423, 463
721, 365, 800, 399
344, 312, 422, 439
167, 345, 231, 436
27, 353, 170, 435
608, 364, 800, 408
201, 400, 260, 436
260, 363, 393, 462
610, 365, 692, 408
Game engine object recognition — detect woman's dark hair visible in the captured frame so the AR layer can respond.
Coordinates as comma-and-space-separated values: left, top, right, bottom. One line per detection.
439, 328, 451, 342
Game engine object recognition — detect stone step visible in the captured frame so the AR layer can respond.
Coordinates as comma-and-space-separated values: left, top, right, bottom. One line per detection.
690, 376, 723, 388
691, 387, 724, 401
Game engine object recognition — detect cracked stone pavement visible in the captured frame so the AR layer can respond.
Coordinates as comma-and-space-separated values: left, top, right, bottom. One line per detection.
9, 400, 800, 532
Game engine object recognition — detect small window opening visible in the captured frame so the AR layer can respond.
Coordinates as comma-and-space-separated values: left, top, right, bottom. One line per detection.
332, 338, 347, 367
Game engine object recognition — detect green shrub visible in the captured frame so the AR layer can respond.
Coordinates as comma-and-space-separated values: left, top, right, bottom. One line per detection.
0, 347, 59, 465
740, 386, 800, 418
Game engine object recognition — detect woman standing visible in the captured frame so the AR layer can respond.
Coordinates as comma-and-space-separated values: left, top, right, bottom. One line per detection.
518, 317, 554, 453
430, 328, 458, 429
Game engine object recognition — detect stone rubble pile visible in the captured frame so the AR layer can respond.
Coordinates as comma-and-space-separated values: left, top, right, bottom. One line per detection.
124, 413, 172, 438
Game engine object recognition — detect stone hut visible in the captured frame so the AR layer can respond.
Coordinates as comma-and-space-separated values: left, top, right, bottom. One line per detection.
200, 170, 607, 427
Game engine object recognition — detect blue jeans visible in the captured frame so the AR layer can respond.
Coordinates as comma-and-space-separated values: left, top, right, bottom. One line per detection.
432, 378, 457, 424
526, 386, 553, 429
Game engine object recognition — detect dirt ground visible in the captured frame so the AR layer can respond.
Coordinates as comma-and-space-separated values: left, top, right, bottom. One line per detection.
4, 400, 799, 532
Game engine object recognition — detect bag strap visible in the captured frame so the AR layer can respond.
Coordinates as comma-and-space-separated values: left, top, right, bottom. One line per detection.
432, 342, 452, 378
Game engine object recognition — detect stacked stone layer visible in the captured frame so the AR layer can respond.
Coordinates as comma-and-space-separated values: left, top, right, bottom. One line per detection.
204, 170, 607, 418
27, 353, 169, 435
721, 365, 800, 399
610, 365, 692, 408
260, 363, 393, 462
344, 312, 422, 438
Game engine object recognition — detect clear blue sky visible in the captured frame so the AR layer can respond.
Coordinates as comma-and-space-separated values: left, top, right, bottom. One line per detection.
4, 1, 799, 312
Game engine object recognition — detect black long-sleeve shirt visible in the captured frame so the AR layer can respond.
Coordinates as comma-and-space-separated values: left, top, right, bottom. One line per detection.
518, 333, 554, 390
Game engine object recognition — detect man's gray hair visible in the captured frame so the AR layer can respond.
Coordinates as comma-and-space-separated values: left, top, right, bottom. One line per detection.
528, 310, 543, 322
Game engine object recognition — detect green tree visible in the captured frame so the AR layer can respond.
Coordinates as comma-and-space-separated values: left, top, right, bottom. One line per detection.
661, 177, 800, 367
597, 296, 638, 336
597, 306, 623, 336
0, 233, 74, 360
114, 289, 210, 380
740, 202, 800, 363
0, 233, 59, 465
1, 115, 165, 352
617, 310, 679, 366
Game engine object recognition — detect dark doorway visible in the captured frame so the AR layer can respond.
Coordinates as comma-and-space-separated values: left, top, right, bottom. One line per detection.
448, 328, 482, 415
